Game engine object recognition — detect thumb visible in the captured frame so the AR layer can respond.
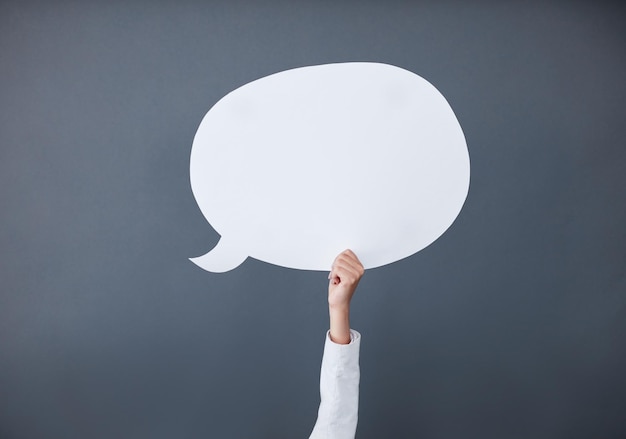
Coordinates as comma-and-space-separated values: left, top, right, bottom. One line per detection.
328, 270, 340, 285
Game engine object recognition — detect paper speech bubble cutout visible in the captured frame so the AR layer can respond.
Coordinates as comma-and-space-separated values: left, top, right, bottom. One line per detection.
190, 62, 469, 272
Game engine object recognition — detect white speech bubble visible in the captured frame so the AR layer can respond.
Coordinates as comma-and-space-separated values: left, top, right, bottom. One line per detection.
190, 62, 469, 272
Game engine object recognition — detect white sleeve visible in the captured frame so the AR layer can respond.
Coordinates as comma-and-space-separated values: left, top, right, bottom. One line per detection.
309, 329, 361, 439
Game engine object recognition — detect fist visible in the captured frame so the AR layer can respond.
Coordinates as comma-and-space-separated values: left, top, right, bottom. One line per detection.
328, 249, 365, 309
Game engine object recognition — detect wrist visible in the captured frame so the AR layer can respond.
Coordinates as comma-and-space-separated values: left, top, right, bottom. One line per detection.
328, 301, 350, 314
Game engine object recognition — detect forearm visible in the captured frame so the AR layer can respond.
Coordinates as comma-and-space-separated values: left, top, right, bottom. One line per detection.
329, 304, 351, 345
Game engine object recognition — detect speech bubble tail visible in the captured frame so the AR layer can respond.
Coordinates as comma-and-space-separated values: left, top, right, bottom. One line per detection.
189, 239, 248, 273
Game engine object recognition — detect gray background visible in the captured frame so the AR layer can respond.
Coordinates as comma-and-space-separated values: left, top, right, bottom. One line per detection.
1, 1, 625, 438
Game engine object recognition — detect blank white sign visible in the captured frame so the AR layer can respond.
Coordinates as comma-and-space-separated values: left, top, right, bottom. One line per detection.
190, 62, 470, 272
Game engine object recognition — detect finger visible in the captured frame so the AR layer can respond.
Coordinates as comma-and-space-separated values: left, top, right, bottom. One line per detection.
333, 260, 357, 276
342, 249, 359, 262
337, 249, 363, 271
335, 253, 363, 275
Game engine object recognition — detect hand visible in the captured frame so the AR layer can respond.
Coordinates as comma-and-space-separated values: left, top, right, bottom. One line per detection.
328, 250, 364, 344
328, 249, 364, 309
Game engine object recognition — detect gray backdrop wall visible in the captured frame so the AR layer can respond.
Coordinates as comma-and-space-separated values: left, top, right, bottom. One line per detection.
1, 1, 625, 438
